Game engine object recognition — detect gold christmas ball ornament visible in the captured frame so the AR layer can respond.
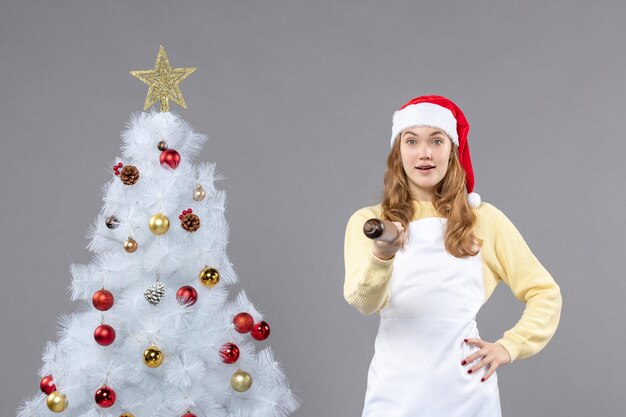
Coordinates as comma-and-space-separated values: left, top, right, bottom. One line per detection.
47, 391, 68, 413
193, 184, 206, 201
157, 140, 168, 151
199, 266, 220, 288
143, 345, 164, 368
230, 369, 253, 392
123, 237, 138, 253
120, 414, 135, 417
149, 213, 170, 235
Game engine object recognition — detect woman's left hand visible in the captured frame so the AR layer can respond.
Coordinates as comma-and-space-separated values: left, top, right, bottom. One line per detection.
461, 338, 511, 382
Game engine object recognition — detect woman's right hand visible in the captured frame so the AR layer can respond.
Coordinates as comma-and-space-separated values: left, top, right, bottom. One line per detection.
371, 221, 406, 261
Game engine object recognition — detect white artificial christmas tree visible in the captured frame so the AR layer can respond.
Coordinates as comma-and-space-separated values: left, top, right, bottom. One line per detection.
17, 46, 299, 417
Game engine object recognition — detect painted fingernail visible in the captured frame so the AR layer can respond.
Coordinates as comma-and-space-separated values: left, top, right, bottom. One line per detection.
463, 339, 468, 342
467, 369, 473, 374
481, 378, 485, 382
461, 361, 466, 365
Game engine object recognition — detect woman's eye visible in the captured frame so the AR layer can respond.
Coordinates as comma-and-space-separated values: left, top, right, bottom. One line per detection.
406, 139, 416, 144
433, 138, 443, 144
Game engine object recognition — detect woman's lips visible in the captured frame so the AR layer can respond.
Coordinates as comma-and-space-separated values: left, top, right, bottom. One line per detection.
415, 167, 435, 175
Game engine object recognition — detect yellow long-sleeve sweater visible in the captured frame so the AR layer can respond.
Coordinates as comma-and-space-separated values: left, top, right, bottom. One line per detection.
343, 199, 562, 363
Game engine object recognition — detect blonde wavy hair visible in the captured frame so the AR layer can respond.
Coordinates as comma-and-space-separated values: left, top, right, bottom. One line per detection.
380, 133, 483, 258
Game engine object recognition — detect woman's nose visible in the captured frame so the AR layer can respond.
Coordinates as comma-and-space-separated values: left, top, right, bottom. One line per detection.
418, 147, 432, 159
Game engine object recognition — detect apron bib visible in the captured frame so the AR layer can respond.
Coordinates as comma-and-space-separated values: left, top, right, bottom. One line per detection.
361, 217, 502, 417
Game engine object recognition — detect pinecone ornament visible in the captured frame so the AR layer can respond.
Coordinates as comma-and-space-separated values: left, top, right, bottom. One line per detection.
144, 282, 165, 305
120, 165, 140, 185
179, 209, 200, 232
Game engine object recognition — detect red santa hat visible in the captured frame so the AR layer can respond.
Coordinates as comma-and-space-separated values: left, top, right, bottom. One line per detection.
391, 94, 481, 208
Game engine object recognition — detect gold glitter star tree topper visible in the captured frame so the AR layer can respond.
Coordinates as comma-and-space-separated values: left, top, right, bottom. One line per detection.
130, 45, 196, 112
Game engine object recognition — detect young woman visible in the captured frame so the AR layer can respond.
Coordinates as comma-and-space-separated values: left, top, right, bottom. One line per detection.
343, 95, 562, 416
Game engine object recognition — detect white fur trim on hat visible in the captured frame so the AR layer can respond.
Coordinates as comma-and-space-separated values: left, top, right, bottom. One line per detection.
391, 102, 458, 147
467, 192, 481, 208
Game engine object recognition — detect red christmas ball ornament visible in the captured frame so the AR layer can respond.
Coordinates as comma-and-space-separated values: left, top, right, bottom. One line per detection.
40, 375, 56, 395
94, 324, 116, 346
160, 149, 181, 169
176, 286, 198, 306
251, 321, 271, 341
182, 413, 197, 417
95, 385, 116, 407
92, 289, 114, 311
233, 312, 254, 333
219, 342, 240, 364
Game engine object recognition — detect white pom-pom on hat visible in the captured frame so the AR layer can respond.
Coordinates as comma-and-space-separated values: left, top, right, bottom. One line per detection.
467, 192, 481, 208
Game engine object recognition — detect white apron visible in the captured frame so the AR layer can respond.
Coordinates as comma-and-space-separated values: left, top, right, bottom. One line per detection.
361, 217, 502, 417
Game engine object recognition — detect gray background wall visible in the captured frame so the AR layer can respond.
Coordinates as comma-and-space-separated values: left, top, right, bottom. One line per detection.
1, 1, 624, 416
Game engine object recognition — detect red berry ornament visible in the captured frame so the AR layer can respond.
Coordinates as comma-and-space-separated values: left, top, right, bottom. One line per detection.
233, 312, 254, 333
251, 321, 270, 341
219, 342, 240, 364
92, 289, 114, 311
176, 286, 198, 306
160, 149, 181, 169
95, 385, 116, 407
94, 324, 116, 346
113, 162, 123, 176
40, 375, 56, 395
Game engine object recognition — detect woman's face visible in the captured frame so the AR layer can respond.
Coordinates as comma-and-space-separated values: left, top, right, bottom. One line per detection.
399, 126, 453, 201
